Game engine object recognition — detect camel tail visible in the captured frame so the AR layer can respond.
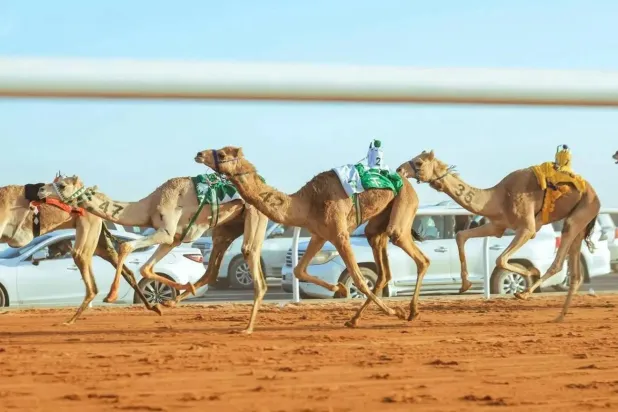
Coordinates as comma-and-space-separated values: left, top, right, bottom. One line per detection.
583, 214, 597, 254
412, 229, 424, 242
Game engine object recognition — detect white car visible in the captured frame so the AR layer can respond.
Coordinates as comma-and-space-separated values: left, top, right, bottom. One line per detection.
597, 212, 618, 271
195, 222, 312, 289
281, 204, 568, 298
0, 229, 207, 308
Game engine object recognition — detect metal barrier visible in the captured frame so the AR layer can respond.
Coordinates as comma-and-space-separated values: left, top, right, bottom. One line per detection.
289, 208, 618, 302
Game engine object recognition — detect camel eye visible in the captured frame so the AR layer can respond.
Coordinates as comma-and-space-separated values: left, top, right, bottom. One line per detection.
57, 183, 65, 190
217, 152, 225, 160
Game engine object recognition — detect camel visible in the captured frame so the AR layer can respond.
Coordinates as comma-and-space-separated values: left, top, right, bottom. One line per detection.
0, 181, 159, 324
38, 174, 270, 334
194, 146, 431, 327
396, 146, 600, 322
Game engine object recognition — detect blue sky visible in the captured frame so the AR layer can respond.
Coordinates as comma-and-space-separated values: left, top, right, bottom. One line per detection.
1, 0, 617, 206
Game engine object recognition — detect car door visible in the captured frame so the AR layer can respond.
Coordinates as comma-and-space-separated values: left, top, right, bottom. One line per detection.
100, 235, 151, 302
16, 236, 86, 305
260, 225, 312, 277
388, 214, 457, 289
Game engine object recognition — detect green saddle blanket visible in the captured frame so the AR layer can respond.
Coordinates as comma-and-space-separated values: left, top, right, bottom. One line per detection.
192, 173, 242, 206
354, 164, 403, 195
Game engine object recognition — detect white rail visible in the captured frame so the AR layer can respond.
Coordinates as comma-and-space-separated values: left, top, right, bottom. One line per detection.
289, 208, 617, 302
3, 57, 618, 106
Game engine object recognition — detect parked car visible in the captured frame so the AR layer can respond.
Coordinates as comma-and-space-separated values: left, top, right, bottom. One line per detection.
281, 205, 568, 298
194, 221, 312, 289
0, 229, 207, 308
597, 212, 618, 271
551, 216, 612, 290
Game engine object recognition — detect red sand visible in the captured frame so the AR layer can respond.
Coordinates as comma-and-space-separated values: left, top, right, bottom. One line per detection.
1, 294, 618, 411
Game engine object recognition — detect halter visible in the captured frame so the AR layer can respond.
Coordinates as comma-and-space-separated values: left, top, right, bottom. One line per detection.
210, 150, 257, 178
407, 159, 457, 185
51, 181, 88, 205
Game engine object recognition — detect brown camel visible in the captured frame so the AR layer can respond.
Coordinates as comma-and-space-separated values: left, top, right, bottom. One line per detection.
396, 147, 600, 322
38, 175, 270, 334
0, 182, 159, 324
194, 146, 431, 327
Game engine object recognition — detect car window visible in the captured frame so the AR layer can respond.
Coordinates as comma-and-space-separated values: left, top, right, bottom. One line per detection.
598, 214, 616, 229
611, 213, 618, 227
45, 238, 76, 260
413, 215, 457, 240
269, 225, 312, 238
0, 234, 55, 259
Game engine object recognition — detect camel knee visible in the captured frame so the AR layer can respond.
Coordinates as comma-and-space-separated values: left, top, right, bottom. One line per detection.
292, 265, 307, 281
139, 266, 154, 279
386, 227, 405, 246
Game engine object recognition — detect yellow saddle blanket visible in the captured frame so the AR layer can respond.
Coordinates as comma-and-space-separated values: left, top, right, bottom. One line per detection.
530, 161, 586, 224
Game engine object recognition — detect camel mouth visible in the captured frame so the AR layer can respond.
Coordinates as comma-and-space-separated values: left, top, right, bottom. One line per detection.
194, 155, 204, 163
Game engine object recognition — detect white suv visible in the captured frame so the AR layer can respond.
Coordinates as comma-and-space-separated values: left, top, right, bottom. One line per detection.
281, 204, 567, 298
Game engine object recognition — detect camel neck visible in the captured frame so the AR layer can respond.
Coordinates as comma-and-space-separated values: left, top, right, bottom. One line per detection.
226, 164, 305, 227
438, 174, 497, 217
80, 192, 151, 227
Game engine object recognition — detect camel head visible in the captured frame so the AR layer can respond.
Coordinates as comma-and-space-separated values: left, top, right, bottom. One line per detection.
38, 175, 88, 205
396, 150, 443, 180
613, 150, 618, 164
195, 146, 246, 176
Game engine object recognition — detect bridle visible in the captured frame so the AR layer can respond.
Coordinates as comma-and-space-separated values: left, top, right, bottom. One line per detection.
210, 150, 256, 178
50, 173, 94, 206
407, 159, 457, 186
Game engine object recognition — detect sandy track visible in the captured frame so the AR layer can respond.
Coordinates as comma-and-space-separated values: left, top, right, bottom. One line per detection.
1, 294, 618, 411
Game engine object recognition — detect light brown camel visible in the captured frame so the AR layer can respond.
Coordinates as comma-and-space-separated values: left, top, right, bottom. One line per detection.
194, 147, 431, 327
0, 182, 159, 324
396, 149, 600, 322
38, 175, 270, 334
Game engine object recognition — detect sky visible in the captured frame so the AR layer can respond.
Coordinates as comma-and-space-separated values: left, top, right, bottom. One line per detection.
1, 0, 617, 207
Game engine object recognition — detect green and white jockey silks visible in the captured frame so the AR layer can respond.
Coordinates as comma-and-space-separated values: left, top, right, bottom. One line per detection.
367, 139, 389, 171
332, 162, 404, 226
180, 173, 242, 242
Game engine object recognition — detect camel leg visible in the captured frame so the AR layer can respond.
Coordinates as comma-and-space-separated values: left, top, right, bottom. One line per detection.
236, 207, 269, 334
113, 215, 196, 295
292, 234, 348, 297
455, 222, 506, 293
64, 254, 99, 325
332, 232, 406, 321
555, 234, 585, 322
94, 236, 162, 316
169, 220, 245, 307
345, 213, 390, 328
137, 241, 196, 294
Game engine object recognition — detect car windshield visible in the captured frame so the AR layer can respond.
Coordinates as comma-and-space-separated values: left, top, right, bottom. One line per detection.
0, 233, 55, 259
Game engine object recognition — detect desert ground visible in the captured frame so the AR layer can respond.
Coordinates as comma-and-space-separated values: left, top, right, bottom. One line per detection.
2, 293, 618, 411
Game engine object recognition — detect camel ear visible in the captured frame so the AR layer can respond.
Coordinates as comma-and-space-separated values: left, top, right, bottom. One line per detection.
427, 150, 435, 160
234, 147, 244, 157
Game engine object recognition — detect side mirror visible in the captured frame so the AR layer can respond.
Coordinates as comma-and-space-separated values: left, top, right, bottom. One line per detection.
269, 226, 285, 238
31, 247, 48, 265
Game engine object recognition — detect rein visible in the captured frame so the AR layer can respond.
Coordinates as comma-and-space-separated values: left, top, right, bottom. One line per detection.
408, 160, 457, 185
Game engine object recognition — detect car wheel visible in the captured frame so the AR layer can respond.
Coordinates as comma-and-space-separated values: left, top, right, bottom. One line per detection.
228, 256, 254, 290
134, 275, 178, 304
340, 267, 378, 299
0, 285, 7, 306
490, 263, 532, 295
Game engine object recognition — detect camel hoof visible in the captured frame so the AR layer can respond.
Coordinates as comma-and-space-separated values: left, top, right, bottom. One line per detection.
459, 280, 472, 294
344, 319, 357, 328
513, 292, 530, 301
553, 315, 565, 323
160, 299, 176, 308
103, 294, 118, 303
62, 321, 75, 326
333, 282, 348, 298
231, 328, 253, 335
185, 283, 197, 296
407, 310, 420, 322
151, 304, 164, 316
394, 306, 407, 320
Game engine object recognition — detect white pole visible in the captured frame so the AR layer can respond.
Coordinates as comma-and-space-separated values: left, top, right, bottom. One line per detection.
483, 237, 491, 299
291, 226, 301, 303
3, 57, 618, 107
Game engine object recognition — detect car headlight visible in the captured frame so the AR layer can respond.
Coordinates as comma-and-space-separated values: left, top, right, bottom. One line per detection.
310, 250, 339, 265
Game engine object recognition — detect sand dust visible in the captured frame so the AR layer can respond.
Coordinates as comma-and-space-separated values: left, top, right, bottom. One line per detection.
1, 294, 618, 411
